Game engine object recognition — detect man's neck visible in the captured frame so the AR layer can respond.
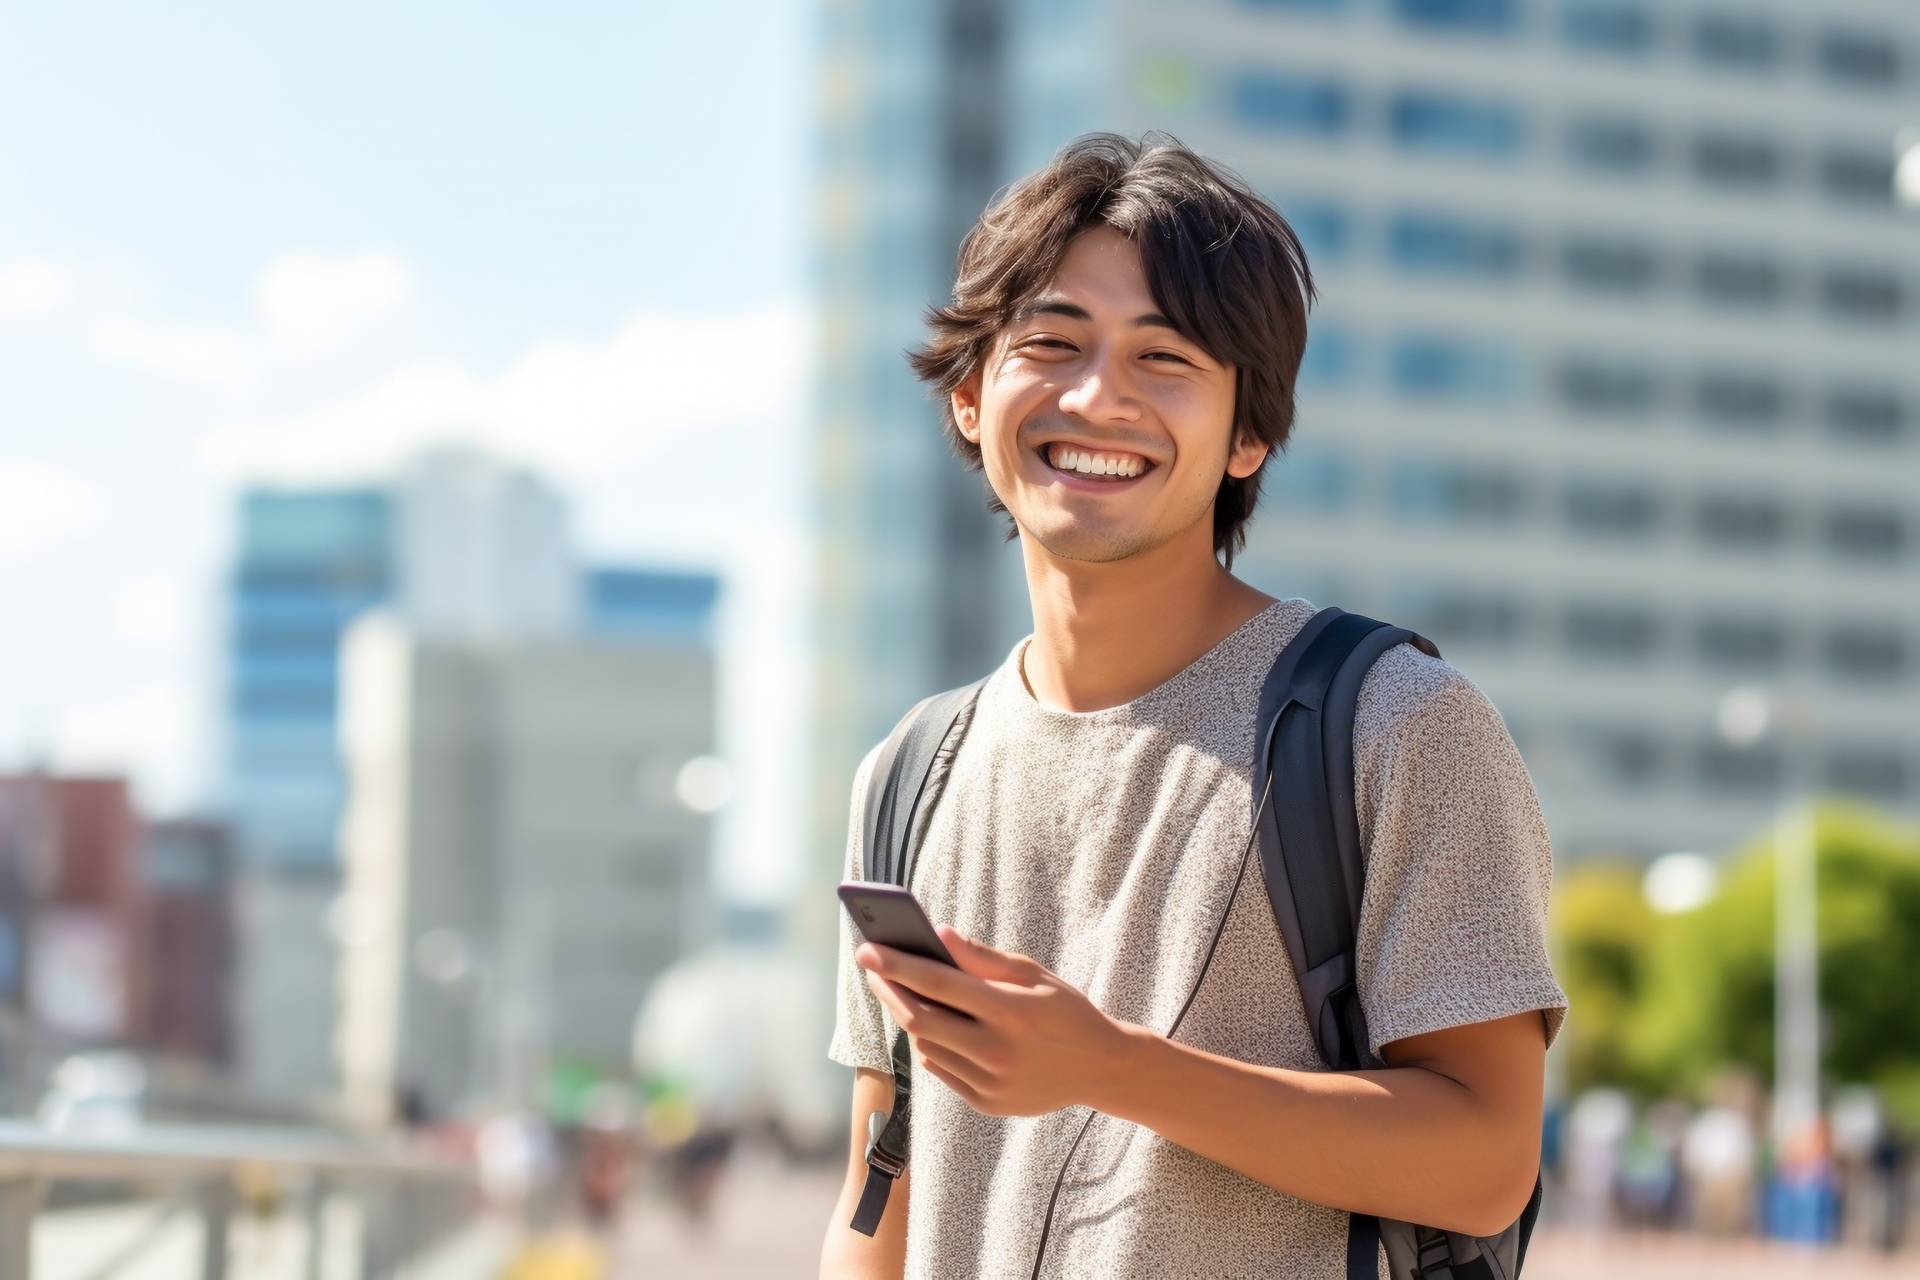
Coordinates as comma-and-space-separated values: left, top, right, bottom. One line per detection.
1018, 519, 1276, 713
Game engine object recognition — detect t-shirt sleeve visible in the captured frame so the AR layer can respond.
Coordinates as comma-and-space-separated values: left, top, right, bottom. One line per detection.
1353, 660, 1568, 1058
828, 743, 897, 1073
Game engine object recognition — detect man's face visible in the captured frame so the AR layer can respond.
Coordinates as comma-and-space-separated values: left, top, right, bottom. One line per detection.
952, 225, 1266, 565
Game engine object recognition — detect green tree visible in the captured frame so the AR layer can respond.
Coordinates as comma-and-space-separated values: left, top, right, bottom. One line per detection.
1550, 859, 1656, 1096
1553, 803, 1920, 1119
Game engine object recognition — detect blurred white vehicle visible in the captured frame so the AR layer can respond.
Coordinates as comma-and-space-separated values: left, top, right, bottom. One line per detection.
633, 948, 842, 1152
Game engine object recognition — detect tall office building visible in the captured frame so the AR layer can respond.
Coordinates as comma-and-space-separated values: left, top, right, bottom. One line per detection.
334, 610, 719, 1126
227, 451, 618, 1105
814, 0, 1919, 878
227, 488, 392, 1104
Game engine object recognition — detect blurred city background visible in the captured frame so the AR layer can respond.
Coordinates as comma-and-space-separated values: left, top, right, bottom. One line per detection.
0, 0, 1916, 1275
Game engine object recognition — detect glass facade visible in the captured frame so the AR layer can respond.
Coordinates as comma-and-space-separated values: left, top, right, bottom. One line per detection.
585, 568, 721, 647
227, 490, 393, 873
816, 0, 1920, 878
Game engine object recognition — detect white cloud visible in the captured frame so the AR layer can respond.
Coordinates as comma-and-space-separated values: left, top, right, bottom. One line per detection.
0, 257, 70, 322
253, 247, 419, 358
203, 298, 811, 489
0, 458, 100, 557
87, 315, 250, 386
0, 247, 422, 385
52, 682, 200, 811
110, 575, 193, 647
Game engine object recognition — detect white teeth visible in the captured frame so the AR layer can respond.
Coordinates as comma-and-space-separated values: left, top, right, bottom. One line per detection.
1048, 443, 1146, 478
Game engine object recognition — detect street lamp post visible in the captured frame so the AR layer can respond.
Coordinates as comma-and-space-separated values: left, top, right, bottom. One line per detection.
1772, 802, 1820, 1147
1716, 688, 1821, 1151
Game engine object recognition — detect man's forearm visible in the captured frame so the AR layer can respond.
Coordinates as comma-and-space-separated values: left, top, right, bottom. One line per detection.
1088, 1015, 1543, 1236
821, 1067, 908, 1279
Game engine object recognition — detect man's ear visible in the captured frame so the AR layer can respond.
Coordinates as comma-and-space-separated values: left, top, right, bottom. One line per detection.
1226, 428, 1270, 480
950, 373, 984, 445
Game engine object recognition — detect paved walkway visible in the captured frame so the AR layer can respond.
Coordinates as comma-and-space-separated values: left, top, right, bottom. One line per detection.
605, 1159, 1920, 1279
46, 1165, 1920, 1279
1526, 1231, 1920, 1279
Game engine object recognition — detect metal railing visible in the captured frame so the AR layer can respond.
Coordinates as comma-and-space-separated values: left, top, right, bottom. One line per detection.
0, 1121, 472, 1280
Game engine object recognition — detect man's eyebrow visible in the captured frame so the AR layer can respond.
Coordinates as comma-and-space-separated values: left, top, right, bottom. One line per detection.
1015, 300, 1091, 321
1013, 300, 1181, 332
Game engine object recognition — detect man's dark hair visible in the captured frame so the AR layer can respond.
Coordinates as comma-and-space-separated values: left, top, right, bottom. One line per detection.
910, 132, 1315, 564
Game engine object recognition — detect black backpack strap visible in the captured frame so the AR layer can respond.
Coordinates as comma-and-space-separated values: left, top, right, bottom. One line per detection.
1255, 608, 1432, 1072
1253, 609, 1438, 1280
861, 680, 986, 886
849, 678, 986, 1237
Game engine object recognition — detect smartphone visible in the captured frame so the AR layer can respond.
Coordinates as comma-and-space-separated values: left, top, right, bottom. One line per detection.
837, 882, 958, 966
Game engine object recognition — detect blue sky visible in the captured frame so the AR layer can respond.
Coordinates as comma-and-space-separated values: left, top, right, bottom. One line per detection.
0, 0, 808, 337
0, 0, 814, 903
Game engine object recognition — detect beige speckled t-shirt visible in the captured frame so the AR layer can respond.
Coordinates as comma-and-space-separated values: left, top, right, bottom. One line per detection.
830, 598, 1566, 1280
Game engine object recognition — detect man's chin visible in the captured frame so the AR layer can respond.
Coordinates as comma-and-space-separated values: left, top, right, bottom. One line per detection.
1025, 520, 1163, 565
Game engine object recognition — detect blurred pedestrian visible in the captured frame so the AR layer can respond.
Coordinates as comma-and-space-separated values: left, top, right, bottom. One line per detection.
1681, 1104, 1756, 1236
1564, 1089, 1631, 1231
1618, 1099, 1688, 1228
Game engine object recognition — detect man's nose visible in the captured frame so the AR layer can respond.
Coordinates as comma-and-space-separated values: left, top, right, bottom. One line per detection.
1056, 351, 1139, 421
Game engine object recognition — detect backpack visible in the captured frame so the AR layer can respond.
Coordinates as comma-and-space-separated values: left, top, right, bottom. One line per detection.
848, 607, 1543, 1280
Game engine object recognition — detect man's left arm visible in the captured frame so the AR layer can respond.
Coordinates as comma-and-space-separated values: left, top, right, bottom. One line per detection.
858, 932, 1545, 1238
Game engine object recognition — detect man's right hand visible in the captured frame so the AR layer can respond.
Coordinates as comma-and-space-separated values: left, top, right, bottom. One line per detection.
820, 1066, 909, 1279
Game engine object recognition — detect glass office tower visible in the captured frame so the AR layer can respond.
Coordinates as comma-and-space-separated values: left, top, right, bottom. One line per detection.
814, 0, 1918, 879
229, 489, 394, 876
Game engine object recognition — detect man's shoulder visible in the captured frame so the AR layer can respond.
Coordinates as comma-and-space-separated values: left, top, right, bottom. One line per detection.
1354, 637, 1506, 751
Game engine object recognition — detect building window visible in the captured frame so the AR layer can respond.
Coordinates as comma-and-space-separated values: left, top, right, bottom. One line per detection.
1691, 12, 1780, 72
1565, 603, 1659, 660
1820, 267, 1903, 323
1565, 115, 1657, 173
1824, 385, 1905, 445
1233, 71, 1352, 137
1694, 371, 1786, 430
1697, 615, 1786, 670
1825, 747, 1906, 800
1694, 252, 1784, 310
1389, 460, 1526, 522
1299, 324, 1356, 389
1562, 236, 1661, 293
1557, 358, 1659, 417
1825, 624, 1906, 682
1817, 29, 1901, 89
1691, 131, 1783, 190
1698, 739, 1780, 793
1819, 148, 1896, 207
1389, 90, 1525, 158
1393, 588, 1524, 647
1823, 504, 1905, 563
1391, 0, 1518, 35
1390, 335, 1518, 400
1590, 729, 1663, 788
1562, 479, 1659, 537
1285, 199, 1352, 262
1697, 493, 1785, 550
1388, 209, 1523, 279
1561, 0, 1654, 54
1272, 451, 1355, 512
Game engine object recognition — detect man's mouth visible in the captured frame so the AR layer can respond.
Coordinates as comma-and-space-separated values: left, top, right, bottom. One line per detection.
1043, 442, 1153, 482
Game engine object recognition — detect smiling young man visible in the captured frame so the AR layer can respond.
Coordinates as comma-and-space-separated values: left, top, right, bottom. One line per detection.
820, 135, 1566, 1279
